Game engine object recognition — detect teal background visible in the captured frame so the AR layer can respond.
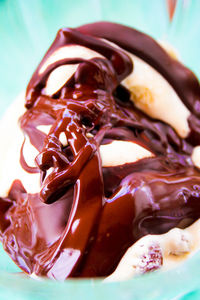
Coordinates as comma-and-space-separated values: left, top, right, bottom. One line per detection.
0, 0, 200, 299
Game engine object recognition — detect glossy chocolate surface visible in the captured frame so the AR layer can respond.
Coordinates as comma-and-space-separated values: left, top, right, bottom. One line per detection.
1, 22, 200, 279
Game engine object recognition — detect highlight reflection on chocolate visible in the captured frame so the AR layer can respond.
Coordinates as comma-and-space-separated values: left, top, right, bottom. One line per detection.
1, 22, 200, 280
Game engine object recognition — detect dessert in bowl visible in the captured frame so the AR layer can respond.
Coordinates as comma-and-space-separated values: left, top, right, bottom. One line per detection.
1, 21, 200, 283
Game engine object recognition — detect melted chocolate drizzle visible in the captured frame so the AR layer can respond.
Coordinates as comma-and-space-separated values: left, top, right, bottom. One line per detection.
1, 22, 200, 279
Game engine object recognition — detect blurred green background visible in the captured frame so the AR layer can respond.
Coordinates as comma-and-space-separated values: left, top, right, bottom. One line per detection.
0, 0, 200, 115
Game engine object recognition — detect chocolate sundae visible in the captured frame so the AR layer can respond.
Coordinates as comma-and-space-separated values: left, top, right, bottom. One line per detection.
0, 22, 200, 281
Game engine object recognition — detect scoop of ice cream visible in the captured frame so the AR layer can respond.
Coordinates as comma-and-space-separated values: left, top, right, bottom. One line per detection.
106, 219, 200, 282
1, 22, 200, 281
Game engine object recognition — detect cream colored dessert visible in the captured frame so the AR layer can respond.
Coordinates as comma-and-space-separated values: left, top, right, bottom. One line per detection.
106, 220, 200, 282
1, 22, 200, 280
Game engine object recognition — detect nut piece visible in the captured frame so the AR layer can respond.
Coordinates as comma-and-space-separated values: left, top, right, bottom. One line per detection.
136, 243, 163, 274
164, 228, 191, 256
130, 85, 154, 111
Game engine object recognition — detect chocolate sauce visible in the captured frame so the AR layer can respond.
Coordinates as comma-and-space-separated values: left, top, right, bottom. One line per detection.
1, 22, 200, 280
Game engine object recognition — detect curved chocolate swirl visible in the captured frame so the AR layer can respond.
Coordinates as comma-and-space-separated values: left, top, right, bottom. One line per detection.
1, 22, 200, 280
